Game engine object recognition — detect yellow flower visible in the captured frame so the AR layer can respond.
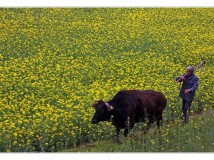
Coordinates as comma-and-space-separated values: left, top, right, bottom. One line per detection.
13, 132, 18, 137
150, 139, 155, 144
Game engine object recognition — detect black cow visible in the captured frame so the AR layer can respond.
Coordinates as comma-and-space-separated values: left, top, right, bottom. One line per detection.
91, 90, 167, 142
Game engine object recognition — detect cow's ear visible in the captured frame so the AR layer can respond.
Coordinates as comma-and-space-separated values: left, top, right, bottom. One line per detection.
92, 100, 98, 107
93, 100, 100, 106
96, 99, 103, 104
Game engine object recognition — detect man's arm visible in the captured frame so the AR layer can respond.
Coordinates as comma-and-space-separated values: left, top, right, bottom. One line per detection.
189, 77, 199, 92
176, 77, 182, 82
176, 75, 186, 82
184, 77, 199, 93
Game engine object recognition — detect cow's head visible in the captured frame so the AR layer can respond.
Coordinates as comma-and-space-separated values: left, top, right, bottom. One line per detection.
91, 100, 113, 124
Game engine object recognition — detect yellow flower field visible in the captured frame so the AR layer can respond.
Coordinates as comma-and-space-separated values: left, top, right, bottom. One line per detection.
0, 8, 213, 151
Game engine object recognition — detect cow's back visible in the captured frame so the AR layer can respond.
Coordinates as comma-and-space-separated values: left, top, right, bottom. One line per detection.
111, 90, 166, 108
110, 90, 167, 122
137, 90, 167, 116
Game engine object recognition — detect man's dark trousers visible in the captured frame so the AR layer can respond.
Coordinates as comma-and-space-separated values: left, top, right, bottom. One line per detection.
182, 99, 192, 124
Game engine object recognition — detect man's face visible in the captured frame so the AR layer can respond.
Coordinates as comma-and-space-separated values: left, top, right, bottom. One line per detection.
187, 69, 193, 76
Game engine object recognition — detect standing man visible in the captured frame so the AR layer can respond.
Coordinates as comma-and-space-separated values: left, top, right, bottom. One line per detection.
176, 66, 199, 124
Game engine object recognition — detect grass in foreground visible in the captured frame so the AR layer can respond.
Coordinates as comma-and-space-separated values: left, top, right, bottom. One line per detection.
65, 110, 214, 152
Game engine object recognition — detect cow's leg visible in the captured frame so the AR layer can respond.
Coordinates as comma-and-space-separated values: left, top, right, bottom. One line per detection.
156, 114, 163, 134
124, 123, 135, 137
143, 122, 151, 134
144, 119, 153, 134
114, 127, 121, 143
